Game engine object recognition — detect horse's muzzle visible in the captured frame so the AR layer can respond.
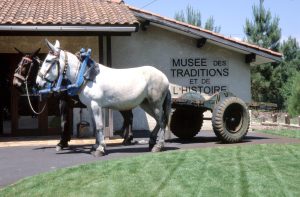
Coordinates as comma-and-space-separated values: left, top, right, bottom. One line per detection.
12, 77, 22, 88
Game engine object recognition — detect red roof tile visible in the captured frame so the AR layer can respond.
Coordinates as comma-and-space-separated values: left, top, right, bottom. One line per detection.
0, 0, 138, 25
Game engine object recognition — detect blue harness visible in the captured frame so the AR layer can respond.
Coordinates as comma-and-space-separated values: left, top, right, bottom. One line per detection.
38, 48, 92, 97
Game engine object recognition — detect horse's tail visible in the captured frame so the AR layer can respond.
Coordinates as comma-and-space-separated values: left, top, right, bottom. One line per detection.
163, 89, 172, 127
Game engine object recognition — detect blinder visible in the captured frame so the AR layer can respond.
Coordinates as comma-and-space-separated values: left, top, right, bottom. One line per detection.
37, 52, 61, 85
14, 55, 34, 82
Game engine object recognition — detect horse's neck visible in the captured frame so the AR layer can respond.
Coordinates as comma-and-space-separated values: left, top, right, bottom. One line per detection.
65, 52, 81, 83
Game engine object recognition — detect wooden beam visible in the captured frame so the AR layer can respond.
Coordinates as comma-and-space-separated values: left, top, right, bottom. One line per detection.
197, 38, 207, 48
0, 90, 3, 134
0, 31, 132, 36
98, 35, 104, 64
141, 20, 150, 31
106, 36, 112, 67
105, 35, 114, 138
245, 53, 256, 64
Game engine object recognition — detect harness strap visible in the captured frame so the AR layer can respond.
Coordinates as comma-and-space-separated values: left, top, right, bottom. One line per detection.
37, 71, 54, 84
23, 57, 33, 62
25, 62, 34, 81
14, 73, 26, 81
37, 55, 60, 84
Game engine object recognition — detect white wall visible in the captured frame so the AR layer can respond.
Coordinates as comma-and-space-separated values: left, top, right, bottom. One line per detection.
0, 30, 251, 133
111, 25, 251, 130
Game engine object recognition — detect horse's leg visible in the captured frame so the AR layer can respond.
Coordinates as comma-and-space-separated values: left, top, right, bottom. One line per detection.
152, 91, 171, 152
56, 95, 71, 151
149, 123, 160, 150
89, 101, 106, 157
120, 110, 133, 145
140, 101, 162, 151
141, 91, 171, 152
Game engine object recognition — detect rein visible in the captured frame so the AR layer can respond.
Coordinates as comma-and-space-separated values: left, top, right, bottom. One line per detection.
24, 59, 47, 115
25, 79, 47, 115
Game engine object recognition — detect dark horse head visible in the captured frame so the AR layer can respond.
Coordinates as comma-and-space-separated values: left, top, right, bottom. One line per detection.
13, 48, 41, 92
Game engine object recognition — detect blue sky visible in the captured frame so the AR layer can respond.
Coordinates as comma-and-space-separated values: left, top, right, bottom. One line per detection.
125, 0, 300, 43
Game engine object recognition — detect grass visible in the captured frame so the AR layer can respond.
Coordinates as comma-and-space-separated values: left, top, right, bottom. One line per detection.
1, 144, 300, 197
256, 129, 300, 139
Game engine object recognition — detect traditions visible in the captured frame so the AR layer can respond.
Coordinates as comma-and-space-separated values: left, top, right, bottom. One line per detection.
170, 68, 229, 78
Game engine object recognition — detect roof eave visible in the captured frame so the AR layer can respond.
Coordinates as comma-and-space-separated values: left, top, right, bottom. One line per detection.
132, 10, 282, 63
0, 25, 138, 32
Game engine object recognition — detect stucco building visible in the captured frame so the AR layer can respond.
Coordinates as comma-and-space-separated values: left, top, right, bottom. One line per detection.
0, 0, 281, 137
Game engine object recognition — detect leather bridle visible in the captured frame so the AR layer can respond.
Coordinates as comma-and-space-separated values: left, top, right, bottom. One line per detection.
37, 50, 69, 86
14, 56, 35, 83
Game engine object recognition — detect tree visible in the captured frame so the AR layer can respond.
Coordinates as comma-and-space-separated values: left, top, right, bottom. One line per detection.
174, 5, 221, 33
175, 5, 201, 27
205, 16, 221, 33
244, 0, 281, 51
244, 0, 282, 104
286, 72, 300, 116
280, 36, 300, 63
279, 37, 300, 109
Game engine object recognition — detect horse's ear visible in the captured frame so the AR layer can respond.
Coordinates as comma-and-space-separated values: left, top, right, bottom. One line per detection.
45, 39, 57, 52
31, 48, 41, 57
14, 47, 25, 56
54, 40, 60, 49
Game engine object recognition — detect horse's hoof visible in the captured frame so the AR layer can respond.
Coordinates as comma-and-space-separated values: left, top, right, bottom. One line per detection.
122, 136, 134, 146
151, 144, 164, 153
92, 150, 105, 157
56, 142, 69, 151
56, 145, 62, 152
122, 139, 135, 146
149, 143, 155, 151
91, 144, 100, 152
122, 141, 132, 146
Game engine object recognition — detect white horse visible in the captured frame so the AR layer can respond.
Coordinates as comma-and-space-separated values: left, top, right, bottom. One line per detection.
36, 40, 171, 156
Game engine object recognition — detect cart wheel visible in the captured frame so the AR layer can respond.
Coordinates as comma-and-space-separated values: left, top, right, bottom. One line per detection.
170, 109, 203, 139
212, 97, 249, 143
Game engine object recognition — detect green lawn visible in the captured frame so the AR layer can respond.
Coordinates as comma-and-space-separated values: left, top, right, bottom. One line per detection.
1, 144, 300, 197
256, 129, 300, 139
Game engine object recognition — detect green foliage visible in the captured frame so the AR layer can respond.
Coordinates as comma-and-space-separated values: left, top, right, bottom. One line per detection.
205, 16, 221, 33
243, 0, 300, 109
245, 0, 282, 104
281, 36, 300, 62
174, 5, 201, 27
174, 5, 221, 33
279, 37, 300, 110
287, 72, 300, 116
244, 0, 281, 51
250, 63, 273, 102
1, 144, 300, 197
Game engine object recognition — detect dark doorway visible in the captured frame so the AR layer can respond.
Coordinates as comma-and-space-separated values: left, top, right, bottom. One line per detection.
0, 53, 18, 135
0, 53, 63, 136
